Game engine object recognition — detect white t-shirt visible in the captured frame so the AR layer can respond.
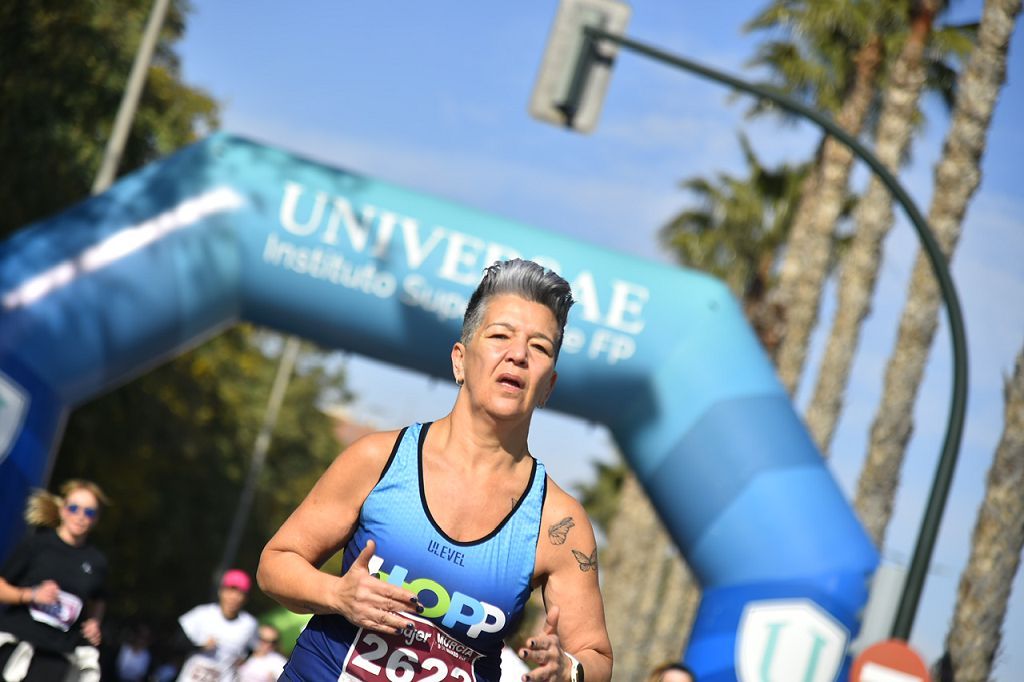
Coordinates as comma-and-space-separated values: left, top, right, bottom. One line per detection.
178, 603, 259, 669
237, 651, 287, 682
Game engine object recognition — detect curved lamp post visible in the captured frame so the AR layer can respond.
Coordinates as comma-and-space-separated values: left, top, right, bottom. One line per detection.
556, 24, 969, 642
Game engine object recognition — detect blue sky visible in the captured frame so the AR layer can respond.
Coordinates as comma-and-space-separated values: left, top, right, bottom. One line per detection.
177, 1, 1023, 676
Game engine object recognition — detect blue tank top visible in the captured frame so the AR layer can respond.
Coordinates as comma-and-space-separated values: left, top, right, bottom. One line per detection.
284, 422, 547, 682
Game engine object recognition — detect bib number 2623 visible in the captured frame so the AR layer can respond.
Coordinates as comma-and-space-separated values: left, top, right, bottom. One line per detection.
341, 615, 482, 682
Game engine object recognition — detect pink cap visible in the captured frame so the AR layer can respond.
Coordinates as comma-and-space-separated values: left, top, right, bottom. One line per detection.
220, 569, 251, 592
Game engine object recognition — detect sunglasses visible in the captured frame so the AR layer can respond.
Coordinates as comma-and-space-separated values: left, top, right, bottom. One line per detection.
66, 504, 98, 519
259, 636, 279, 644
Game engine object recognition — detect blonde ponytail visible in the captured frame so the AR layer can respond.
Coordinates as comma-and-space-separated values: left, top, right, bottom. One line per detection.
24, 489, 62, 527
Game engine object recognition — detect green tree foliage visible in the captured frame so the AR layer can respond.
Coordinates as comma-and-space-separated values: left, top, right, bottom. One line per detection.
743, 0, 900, 115
51, 327, 349, 634
0, 0, 218, 240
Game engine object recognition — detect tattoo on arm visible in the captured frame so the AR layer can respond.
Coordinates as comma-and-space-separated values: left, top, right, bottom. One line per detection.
572, 548, 598, 572
548, 517, 575, 545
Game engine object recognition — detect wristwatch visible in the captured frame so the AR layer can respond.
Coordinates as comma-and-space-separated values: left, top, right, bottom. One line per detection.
564, 652, 584, 682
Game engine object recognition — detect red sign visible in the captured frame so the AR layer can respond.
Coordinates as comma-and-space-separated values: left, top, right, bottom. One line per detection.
851, 640, 930, 682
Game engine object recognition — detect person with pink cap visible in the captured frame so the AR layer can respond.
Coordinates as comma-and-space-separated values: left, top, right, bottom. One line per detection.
175, 569, 258, 681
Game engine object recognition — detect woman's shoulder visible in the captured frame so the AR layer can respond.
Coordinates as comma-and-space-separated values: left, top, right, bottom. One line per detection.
1, 527, 48, 563
338, 427, 409, 464
322, 427, 412, 486
33, 527, 71, 551
539, 474, 587, 522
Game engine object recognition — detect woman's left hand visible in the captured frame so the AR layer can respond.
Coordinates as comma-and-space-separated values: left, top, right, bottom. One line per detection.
80, 617, 102, 646
518, 606, 570, 681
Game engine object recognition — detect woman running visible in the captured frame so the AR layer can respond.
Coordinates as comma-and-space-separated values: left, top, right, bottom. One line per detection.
259, 258, 611, 682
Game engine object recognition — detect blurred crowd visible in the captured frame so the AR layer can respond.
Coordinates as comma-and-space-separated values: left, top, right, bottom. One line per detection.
0, 480, 285, 682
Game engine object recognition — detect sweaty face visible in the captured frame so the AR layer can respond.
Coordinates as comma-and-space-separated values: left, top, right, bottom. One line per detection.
455, 294, 559, 420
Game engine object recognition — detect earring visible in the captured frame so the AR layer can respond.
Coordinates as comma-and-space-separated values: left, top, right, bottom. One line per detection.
456, 377, 464, 386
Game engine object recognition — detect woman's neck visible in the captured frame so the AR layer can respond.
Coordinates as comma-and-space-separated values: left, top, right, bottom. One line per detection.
56, 525, 85, 547
440, 409, 532, 470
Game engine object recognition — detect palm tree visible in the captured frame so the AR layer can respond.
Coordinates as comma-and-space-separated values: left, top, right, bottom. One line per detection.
599, 473, 699, 680
935, 343, 1024, 680
577, 456, 699, 677
661, 134, 809, 354
746, 0, 900, 393
805, 0, 976, 453
596, 138, 812, 680
854, 0, 1022, 547
646, 540, 702, 670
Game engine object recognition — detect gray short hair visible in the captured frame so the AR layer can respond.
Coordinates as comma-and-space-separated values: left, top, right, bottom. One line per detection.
461, 259, 574, 361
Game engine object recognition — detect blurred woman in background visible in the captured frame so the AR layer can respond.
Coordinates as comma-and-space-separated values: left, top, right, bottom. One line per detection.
0, 479, 110, 681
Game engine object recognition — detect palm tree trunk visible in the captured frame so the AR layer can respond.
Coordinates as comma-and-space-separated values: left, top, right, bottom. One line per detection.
647, 549, 701, 667
773, 36, 884, 394
855, 0, 1021, 547
936, 344, 1024, 680
601, 473, 664, 678
601, 472, 700, 680
805, 3, 937, 454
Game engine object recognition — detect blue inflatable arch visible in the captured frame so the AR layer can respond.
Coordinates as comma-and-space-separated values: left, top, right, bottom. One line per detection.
0, 134, 876, 681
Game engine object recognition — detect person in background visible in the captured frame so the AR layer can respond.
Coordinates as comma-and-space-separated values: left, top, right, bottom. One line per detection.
237, 624, 287, 682
147, 635, 186, 682
647, 660, 697, 682
0, 479, 109, 681
176, 569, 258, 682
115, 622, 152, 682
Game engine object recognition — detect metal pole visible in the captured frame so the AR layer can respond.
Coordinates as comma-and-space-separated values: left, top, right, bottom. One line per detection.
579, 26, 968, 641
91, 0, 172, 195
215, 336, 302, 585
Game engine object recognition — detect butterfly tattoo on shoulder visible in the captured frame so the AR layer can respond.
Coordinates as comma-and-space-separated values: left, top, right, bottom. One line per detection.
572, 548, 598, 572
548, 517, 575, 545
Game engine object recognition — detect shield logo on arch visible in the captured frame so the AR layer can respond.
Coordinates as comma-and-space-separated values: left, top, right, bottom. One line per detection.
0, 371, 29, 466
736, 599, 849, 682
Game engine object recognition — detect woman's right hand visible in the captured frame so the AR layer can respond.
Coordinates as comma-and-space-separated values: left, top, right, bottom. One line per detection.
31, 579, 60, 605
334, 540, 421, 635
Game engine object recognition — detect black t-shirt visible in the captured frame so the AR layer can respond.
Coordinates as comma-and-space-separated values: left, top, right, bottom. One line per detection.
0, 528, 108, 653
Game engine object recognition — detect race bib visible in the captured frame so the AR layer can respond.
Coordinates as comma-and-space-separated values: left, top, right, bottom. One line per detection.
341, 613, 483, 682
27, 590, 83, 632
177, 654, 229, 682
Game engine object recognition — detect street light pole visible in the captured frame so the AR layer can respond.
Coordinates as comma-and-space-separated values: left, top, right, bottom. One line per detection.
92, 0, 172, 195
569, 26, 968, 641
215, 336, 302, 587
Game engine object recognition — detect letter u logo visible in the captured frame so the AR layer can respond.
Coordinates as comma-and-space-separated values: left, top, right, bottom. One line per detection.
737, 600, 848, 682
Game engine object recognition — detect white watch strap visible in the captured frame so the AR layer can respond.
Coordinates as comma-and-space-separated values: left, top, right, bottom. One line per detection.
564, 652, 582, 682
